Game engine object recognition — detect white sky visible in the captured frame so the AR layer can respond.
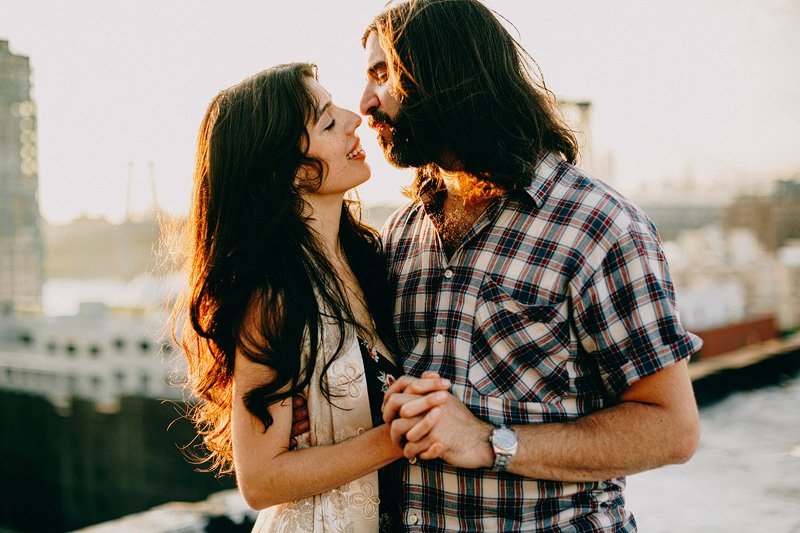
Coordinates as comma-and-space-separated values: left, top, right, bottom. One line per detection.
2, 0, 799, 224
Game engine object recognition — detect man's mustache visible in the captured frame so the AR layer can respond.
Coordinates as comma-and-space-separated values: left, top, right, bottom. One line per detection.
369, 110, 395, 128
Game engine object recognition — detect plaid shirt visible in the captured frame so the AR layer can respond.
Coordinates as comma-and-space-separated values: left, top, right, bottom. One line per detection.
382, 151, 702, 532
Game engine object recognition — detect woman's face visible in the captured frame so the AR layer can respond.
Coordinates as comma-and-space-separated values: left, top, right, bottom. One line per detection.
301, 78, 370, 198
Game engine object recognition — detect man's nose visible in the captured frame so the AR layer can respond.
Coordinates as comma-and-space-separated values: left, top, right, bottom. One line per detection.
360, 83, 379, 116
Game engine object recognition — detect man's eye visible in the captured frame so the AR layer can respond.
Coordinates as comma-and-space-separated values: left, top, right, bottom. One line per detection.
371, 70, 389, 84
324, 120, 336, 131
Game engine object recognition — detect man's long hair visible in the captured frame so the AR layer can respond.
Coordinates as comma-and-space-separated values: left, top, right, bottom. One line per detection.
365, 0, 579, 197
175, 63, 396, 474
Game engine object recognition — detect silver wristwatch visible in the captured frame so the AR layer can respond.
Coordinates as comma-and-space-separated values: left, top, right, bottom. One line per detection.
490, 424, 518, 471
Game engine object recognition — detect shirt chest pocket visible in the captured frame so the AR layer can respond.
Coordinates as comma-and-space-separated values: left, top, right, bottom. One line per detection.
468, 275, 573, 402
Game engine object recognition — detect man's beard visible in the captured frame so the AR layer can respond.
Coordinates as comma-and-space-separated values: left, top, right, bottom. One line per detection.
371, 108, 427, 169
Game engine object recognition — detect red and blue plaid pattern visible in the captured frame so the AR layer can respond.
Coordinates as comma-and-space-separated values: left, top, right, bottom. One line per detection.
382, 151, 701, 531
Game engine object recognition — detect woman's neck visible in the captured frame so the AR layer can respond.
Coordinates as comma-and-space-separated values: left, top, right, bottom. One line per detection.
303, 193, 345, 262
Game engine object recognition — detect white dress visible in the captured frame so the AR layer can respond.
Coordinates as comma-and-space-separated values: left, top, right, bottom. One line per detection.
252, 317, 381, 532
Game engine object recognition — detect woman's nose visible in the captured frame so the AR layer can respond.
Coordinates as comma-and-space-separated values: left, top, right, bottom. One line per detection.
345, 109, 362, 133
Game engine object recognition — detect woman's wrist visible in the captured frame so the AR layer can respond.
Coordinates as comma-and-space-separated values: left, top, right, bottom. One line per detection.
374, 422, 404, 461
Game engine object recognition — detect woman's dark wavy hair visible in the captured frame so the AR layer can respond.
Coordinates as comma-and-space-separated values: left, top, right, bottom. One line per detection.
364, 0, 579, 197
176, 63, 396, 474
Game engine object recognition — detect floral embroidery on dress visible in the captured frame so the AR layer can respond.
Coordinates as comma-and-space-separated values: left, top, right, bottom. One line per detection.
256, 484, 360, 532
367, 346, 380, 363
358, 338, 381, 363
267, 498, 315, 532
349, 482, 380, 518
334, 363, 362, 398
377, 371, 396, 393
329, 483, 351, 517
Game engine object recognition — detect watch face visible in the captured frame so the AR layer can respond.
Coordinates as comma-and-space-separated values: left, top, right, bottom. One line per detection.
493, 428, 517, 449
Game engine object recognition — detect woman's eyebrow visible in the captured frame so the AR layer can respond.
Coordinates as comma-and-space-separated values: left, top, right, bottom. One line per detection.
314, 100, 332, 124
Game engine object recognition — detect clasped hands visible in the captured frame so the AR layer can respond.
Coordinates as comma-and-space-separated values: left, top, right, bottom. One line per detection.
380, 372, 494, 469
290, 372, 495, 468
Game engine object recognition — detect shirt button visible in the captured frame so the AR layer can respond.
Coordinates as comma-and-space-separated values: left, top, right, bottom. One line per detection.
409, 514, 419, 525
444, 269, 453, 279
435, 333, 444, 343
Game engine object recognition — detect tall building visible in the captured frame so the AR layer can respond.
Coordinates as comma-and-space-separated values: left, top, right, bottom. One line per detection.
0, 39, 43, 314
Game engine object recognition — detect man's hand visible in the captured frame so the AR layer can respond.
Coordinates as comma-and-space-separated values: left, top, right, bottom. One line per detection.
396, 389, 494, 468
289, 395, 310, 449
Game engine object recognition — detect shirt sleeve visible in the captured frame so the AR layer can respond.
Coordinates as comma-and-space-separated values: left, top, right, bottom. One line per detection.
571, 220, 702, 399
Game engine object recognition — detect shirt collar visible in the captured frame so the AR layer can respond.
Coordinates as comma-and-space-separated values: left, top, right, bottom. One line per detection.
523, 150, 565, 209
418, 173, 446, 219
417, 150, 566, 214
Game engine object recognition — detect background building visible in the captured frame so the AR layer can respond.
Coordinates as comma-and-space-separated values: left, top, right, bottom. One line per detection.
0, 39, 43, 315
44, 215, 164, 281
723, 178, 800, 253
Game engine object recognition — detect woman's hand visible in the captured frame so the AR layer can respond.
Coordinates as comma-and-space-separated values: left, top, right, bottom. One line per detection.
381, 372, 451, 460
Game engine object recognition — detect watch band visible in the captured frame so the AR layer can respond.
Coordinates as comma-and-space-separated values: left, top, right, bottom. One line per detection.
492, 449, 514, 471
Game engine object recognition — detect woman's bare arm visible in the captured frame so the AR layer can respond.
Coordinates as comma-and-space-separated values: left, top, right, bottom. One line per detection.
232, 350, 403, 510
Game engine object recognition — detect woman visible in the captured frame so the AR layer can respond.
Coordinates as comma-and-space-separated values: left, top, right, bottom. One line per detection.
177, 63, 444, 531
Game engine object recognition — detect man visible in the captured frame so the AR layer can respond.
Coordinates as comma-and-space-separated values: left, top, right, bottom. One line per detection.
358, 0, 702, 531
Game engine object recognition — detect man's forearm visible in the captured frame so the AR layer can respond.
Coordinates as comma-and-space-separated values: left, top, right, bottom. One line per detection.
400, 360, 700, 480
503, 396, 699, 481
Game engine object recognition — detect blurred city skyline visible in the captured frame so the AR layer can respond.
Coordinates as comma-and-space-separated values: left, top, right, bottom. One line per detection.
1, 0, 799, 224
